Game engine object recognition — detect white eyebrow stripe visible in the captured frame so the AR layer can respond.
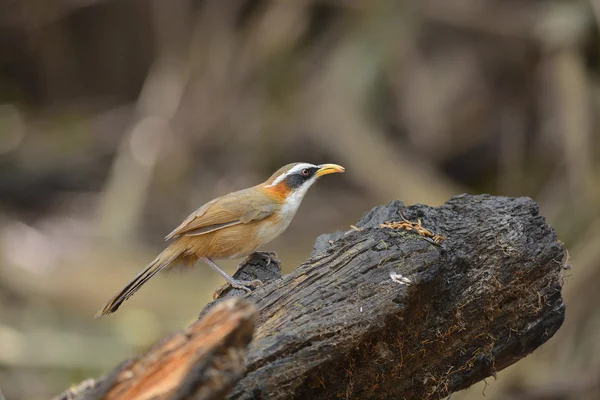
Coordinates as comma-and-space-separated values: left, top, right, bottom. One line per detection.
267, 163, 316, 187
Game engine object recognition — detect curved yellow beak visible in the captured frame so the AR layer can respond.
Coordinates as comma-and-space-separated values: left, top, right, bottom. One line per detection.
315, 163, 345, 177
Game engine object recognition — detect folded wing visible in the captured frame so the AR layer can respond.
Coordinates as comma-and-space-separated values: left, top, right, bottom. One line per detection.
165, 188, 278, 240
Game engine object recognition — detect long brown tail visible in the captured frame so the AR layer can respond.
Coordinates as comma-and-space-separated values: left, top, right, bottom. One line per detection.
95, 248, 181, 318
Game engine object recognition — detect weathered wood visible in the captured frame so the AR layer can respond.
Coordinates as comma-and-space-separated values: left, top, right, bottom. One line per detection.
209, 194, 566, 399
53, 298, 256, 400
56, 194, 566, 400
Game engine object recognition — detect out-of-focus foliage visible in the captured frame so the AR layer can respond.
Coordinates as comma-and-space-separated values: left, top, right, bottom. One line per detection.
0, 0, 599, 399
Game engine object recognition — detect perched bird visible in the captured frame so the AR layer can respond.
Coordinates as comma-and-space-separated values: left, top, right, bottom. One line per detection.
95, 162, 345, 317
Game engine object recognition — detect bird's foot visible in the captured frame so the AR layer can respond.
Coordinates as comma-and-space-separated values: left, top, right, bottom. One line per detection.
231, 278, 263, 292
239, 251, 279, 268
213, 278, 263, 299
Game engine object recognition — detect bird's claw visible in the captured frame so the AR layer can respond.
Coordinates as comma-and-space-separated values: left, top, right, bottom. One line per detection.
213, 278, 263, 299
257, 251, 279, 266
239, 251, 278, 268
231, 278, 263, 292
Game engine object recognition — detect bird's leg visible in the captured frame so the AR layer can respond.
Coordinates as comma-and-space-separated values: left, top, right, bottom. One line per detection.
202, 257, 262, 295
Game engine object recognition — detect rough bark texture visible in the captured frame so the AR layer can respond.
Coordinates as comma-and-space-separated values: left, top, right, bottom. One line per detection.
56, 194, 566, 400
209, 194, 566, 399
53, 298, 256, 400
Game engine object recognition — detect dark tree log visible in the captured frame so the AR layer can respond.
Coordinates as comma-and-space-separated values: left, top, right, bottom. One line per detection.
56, 194, 566, 400
208, 194, 566, 399
53, 298, 256, 400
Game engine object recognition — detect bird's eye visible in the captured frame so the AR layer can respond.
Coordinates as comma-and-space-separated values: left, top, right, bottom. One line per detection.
301, 168, 310, 177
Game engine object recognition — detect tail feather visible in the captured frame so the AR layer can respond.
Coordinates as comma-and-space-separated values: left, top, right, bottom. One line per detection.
95, 249, 180, 318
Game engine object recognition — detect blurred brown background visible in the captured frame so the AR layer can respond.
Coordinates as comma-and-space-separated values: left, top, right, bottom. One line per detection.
0, 0, 599, 399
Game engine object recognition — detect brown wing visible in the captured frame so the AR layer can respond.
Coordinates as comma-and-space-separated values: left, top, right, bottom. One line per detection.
165, 187, 278, 240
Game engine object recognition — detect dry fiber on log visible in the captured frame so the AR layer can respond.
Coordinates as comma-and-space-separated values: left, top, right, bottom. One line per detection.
56, 194, 566, 399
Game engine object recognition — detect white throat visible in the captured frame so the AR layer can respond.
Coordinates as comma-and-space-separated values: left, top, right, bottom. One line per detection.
280, 176, 317, 217
256, 176, 318, 246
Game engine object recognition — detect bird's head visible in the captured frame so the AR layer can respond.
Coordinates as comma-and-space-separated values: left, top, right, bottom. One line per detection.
261, 162, 345, 205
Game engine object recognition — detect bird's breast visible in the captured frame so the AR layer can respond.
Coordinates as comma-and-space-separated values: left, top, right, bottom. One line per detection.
254, 189, 305, 243
255, 211, 294, 245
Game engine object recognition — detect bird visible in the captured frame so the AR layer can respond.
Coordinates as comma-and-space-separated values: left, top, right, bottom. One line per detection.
95, 162, 345, 317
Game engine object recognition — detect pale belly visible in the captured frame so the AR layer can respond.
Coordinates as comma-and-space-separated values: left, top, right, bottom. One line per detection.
253, 216, 293, 248
224, 209, 296, 259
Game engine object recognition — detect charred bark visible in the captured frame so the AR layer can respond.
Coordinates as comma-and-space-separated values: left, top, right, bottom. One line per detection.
212, 194, 566, 399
